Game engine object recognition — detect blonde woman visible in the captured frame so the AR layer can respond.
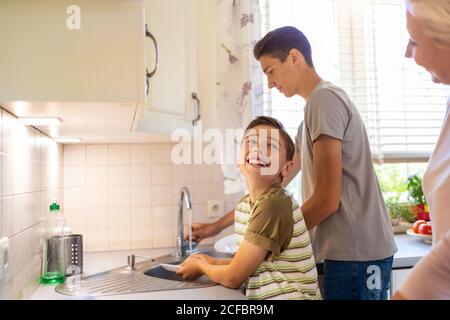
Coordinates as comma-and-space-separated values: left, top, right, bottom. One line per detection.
393, 0, 450, 300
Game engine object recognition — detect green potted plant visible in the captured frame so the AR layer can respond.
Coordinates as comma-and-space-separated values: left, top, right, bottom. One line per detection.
386, 197, 415, 226
406, 174, 429, 221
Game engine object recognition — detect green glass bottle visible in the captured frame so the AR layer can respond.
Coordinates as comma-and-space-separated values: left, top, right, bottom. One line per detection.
40, 201, 66, 285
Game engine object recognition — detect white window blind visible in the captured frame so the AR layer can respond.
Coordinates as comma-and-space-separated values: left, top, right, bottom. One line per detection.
261, 0, 449, 163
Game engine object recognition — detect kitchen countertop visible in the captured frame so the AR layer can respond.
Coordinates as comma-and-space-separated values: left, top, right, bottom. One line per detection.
30, 234, 431, 300
392, 234, 432, 269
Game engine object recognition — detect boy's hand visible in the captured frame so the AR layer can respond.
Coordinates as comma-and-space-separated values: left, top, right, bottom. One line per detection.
176, 255, 206, 280
190, 253, 216, 264
185, 223, 219, 243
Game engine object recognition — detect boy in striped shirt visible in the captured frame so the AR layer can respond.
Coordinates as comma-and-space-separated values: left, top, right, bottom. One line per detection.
177, 116, 321, 300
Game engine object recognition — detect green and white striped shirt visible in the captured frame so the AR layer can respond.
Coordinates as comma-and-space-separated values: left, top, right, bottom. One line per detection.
235, 184, 321, 300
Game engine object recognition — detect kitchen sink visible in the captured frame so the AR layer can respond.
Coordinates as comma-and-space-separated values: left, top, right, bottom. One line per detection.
55, 248, 234, 297
144, 266, 211, 283
144, 249, 233, 282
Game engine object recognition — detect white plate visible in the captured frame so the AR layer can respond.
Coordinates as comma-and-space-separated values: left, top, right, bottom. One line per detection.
406, 229, 432, 244
214, 234, 237, 253
159, 263, 180, 272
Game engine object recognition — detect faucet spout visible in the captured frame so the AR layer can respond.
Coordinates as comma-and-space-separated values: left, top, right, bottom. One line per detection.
181, 187, 192, 210
177, 187, 195, 258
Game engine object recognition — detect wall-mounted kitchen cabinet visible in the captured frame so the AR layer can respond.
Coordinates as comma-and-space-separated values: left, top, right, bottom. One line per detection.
136, 0, 199, 135
0, 0, 199, 142
0, 0, 149, 142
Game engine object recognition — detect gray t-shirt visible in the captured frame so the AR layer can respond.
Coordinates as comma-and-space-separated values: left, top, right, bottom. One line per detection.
296, 81, 397, 262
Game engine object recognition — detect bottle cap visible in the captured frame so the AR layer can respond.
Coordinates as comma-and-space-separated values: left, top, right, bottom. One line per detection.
50, 202, 60, 212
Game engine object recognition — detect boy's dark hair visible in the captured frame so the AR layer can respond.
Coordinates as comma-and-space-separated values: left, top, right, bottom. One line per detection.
254, 26, 314, 68
245, 116, 295, 162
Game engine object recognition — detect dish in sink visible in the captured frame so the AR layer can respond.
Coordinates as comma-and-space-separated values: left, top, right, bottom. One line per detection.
159, 263, 181, 272
214, 234, 237, 254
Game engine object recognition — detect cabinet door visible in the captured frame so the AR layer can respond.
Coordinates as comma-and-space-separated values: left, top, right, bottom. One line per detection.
0, 0, 145, 105
390, 268, 412, 296
137, 0, 198, 134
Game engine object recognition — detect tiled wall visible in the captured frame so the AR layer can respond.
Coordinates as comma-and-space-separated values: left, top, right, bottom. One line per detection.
0, 108, 64, 299
63, 144, 242, 252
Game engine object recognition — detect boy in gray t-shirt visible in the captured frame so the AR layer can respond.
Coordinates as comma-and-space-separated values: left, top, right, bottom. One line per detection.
253, 26, 397, 300
296, 81, 397, 263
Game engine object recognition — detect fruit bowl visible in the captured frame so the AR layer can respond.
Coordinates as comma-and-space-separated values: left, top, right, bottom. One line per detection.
406, 229, 432, 244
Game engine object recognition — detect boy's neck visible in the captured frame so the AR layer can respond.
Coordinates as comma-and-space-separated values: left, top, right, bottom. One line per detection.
297, 68, 324, 100
247, 179, 280, 205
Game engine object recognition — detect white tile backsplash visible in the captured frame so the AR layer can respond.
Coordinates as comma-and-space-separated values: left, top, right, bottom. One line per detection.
64, 208, 86, 231
151, 185, 173, 206
172, 164, 194, 185
109, 207, 130, 229
64, 187, 86, 209
151, 164, 172, 185
1, 108, 63, 299
108, 186, 130, 207
86, 166, 108, 186
0, 123, 238, 297
86, 145, 108, 165
13, 158, 39, 194
86, 207, 109, 230
131, 227, 153, 249
108, 228, 131, 251
63, 165, 86, 187
130, 165, 151, 186
152, 226, 174, 248
12, 254, 41, 300
85, 229, 109, 252
1, 110, 16, 155
1, 155, 13, 196
62, 143, 234, 256
130, 207, 152, 228
151, 144, 173, 164
130, 145, 152, 165
12, 192, 42, 235
86, 187, 108, 208
108, 145, 130, 165
152, 205, 174, 228
63, 145, 86, 166
1, 197, 13, 238
108, 165, 130, 186
40, 161, 60, 190
130, 186, 151, 207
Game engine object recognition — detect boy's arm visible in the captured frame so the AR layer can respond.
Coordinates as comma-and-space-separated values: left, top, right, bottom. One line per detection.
192, 254, 233, 266
301, 134, 342, 229
199, 240, 267, 288
187, 210, 235, 242
178, 240, 267, 289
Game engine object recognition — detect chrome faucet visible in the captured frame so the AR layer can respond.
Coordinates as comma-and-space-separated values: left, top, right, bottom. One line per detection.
177, 187, 196, 258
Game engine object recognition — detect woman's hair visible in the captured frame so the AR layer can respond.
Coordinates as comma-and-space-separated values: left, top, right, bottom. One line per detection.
244, 116, 295, 162
406, 0, 450, 46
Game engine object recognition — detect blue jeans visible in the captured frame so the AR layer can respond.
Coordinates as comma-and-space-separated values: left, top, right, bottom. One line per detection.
322, 256, 393, 300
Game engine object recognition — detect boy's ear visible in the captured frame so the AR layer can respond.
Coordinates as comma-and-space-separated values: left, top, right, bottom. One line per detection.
280, 160, 294, 178
289, 49, 305, 67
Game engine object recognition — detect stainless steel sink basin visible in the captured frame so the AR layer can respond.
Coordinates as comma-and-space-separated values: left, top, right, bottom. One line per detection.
144, 249, 233, 282
55, 248, 234, 297
144, 266, 211, 283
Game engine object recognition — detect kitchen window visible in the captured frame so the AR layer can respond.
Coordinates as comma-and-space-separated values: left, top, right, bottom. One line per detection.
260, 0, 449, 200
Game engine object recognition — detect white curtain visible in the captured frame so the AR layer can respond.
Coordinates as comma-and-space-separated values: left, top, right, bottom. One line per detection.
216, 0, 264, 194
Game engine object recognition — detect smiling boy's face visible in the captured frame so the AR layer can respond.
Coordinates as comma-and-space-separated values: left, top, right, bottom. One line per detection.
239, 124, 292, 184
